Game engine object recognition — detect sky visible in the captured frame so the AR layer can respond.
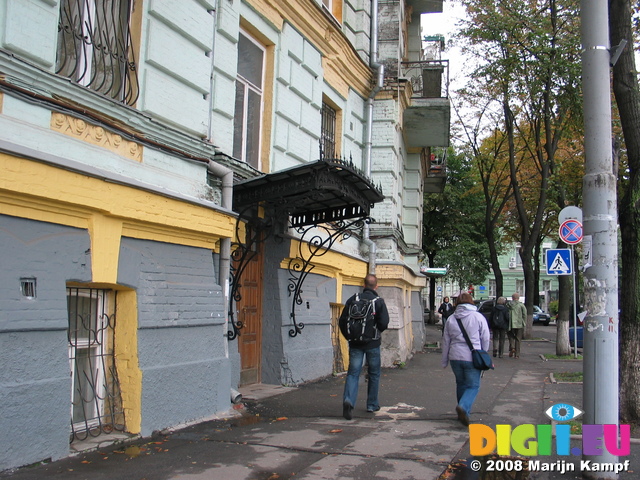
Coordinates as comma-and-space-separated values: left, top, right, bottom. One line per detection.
420, 4, 469, 93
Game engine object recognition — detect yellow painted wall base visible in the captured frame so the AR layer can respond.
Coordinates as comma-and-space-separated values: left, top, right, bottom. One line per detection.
114, 289, 142, 435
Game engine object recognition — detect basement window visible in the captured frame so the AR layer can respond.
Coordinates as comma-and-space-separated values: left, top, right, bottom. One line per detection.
20, 278, 36, 299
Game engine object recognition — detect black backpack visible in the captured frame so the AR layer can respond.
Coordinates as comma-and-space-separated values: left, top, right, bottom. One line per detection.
345, 294, 379, 342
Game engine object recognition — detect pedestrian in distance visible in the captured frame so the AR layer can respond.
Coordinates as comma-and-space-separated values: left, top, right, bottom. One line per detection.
490, 297, 510, 358
508, 292, 527, 358
438, 296, 454, 328
441, 292, 491, 427
339, 274, 390, 420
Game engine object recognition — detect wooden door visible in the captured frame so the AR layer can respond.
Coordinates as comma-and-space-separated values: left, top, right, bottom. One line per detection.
236, 247, 263, 386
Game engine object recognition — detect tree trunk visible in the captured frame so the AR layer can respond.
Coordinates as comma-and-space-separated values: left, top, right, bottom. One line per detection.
610, 0, 640, 424
556, 274, 573, 355
522, 254, 535, 339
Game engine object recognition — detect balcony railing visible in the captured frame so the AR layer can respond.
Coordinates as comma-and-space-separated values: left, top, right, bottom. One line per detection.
402, 60, 449, 99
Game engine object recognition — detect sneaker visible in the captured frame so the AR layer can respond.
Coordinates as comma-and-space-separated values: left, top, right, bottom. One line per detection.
366, 406, 381, 413
343, 402, 353, 420
456, 405, 470, 427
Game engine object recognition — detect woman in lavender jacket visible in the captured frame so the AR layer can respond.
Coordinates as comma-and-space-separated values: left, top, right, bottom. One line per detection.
441, 292, 491, 426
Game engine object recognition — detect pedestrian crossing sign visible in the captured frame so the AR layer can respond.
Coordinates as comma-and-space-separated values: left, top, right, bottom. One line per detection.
546, 248, 572, 275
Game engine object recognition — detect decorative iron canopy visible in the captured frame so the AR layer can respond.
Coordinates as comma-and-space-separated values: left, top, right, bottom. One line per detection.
227, 158, 384, 340
233, 158, 384, 227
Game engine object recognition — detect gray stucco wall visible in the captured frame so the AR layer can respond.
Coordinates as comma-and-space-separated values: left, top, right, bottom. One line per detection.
0, 215, 92, 471
411, 290, 426, 351
278, 271, 336, 385
118, 238, 229, 437
260, 236, 289, 385
378, 285, 404, 366
260, 236, 336, 386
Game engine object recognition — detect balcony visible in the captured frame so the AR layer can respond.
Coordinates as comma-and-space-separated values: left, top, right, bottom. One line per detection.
402, 60, 451, 149
422, 147, 447, 193
405, 0, 444, 14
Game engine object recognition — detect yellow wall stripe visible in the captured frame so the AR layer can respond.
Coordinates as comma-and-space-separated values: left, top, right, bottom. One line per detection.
0, 153, 235, 252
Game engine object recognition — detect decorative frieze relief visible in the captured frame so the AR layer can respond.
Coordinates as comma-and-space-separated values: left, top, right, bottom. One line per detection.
51, 112, 143, 163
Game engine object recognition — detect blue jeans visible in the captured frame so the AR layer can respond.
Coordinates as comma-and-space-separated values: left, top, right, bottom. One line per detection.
450, 360, 482, 416
343, 345, 381, 411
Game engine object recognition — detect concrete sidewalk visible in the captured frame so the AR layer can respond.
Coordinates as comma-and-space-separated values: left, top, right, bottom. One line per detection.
1, 324, 636, 479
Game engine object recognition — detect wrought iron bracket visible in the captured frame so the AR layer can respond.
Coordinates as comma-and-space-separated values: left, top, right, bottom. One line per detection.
286, 217, 374, 337
227, 208, 275, 340
229, 157, 384, 340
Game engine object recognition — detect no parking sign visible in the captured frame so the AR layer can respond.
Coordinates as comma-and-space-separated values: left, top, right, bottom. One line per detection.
559, 219, 583, 245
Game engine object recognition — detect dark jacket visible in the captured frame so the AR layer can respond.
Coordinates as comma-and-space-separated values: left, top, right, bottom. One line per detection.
438, 302, 454, 320
491, 304, 510, 330
339, 287, 389, 349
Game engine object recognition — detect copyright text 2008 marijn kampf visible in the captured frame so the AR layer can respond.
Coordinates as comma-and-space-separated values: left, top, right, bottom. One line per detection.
528, 459, 631, 475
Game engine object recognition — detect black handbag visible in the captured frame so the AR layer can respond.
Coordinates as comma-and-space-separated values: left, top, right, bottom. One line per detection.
456, 318, 494, 371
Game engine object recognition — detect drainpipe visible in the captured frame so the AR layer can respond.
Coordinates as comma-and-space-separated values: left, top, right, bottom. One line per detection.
207, 159, 234, 400
204, 4, 233, 341
206, 7, 217, 141
207, 160, 233, 309
364, 0, 384, 275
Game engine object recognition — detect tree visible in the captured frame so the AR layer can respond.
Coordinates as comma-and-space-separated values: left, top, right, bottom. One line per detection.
610, 0, 640, 425
454, 99, 513, 298
457, 0, 583, 338
423, 149, 490, 304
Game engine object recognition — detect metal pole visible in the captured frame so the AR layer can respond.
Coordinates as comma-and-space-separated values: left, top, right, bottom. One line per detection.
581, 0, 620, 476
571, 244, 577, 359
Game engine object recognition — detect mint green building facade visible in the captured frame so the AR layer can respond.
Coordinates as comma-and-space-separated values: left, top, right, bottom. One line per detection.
474, 242, 560, 311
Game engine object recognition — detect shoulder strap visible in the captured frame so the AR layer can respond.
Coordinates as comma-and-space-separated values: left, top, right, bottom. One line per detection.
456, 318, 475, 352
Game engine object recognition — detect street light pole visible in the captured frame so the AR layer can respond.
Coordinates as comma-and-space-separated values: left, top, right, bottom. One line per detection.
581, 0, 620, 476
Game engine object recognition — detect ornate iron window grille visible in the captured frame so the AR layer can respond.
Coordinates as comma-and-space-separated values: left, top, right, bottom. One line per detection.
67, 287, 125, 442
56, 0, 140, 106
320, 103, 337, 160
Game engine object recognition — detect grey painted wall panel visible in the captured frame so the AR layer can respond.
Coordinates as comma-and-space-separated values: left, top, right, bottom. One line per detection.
0, 331, 70, 470
118, 238, 225, 328
0, 216, 92, 471
138, 326, 230, 436
278, 273, 336, 385
0, 215, 91, 331
118, 238, 230, 436
260, 236, 288, 385
411, 290, 426, 350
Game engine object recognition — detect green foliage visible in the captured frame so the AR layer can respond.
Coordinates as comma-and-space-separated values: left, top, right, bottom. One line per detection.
554, 371, 583, 382
423, 148, 491, 288
548, 300, 559, 316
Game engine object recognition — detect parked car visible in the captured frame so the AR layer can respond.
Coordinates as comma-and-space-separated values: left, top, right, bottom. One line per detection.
533, 305, 551, 326
569, 326, 583, 348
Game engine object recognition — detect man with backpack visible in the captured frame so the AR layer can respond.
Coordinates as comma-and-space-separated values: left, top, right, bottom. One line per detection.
339, 274, 390, 420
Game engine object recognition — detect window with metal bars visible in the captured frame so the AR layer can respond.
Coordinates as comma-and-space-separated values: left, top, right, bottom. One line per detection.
320, 102, 337, 159
67, 287, 125, 442
56, 0, 139, 106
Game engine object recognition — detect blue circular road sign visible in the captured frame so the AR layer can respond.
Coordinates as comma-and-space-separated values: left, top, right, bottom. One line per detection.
559, 219, 583, 244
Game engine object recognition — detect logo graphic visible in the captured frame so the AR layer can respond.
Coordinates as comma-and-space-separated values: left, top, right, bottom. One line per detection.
545, 403, 583, 422
469, 404, 630, 457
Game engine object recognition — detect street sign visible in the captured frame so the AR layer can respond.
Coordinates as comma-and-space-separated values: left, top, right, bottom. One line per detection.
559, 206, 582, 224
582, 235, 592, 271
420, 267, 447, 275
546, 248, 573, 275
559, 219, 583, 244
